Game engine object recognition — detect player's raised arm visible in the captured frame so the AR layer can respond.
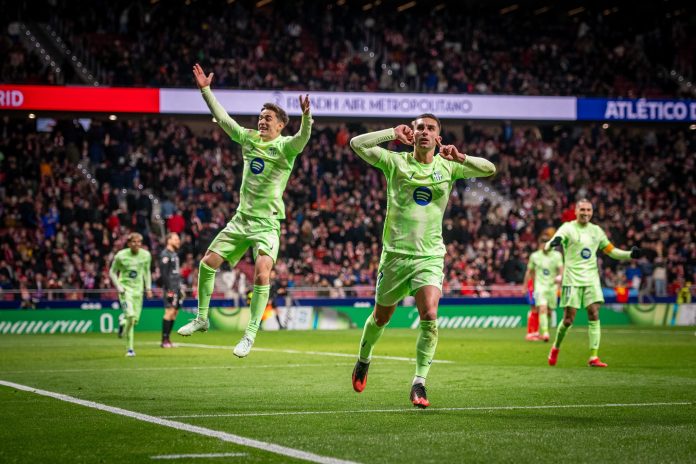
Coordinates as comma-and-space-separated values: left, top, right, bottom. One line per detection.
109, 256, 124, 294
284, 94, 313, 155
349, 125, 413, 165
440, 141, 496, 178
193, 63, 247, 144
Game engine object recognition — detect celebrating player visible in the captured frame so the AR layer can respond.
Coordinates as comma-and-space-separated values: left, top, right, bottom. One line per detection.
159, 232, 184, 348
349, 114, 496, 408
177, 64, 312, 358
522, 233, 563, 342
109, 232, 153, 357
546, 199, 642, 367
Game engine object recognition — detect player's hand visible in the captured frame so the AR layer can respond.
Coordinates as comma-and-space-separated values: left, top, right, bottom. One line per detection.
394, 125, 414, 145
630, 246, 643, 259
179, 286, 187, 301
555, 275, 562, 284
299, 94, 311, 115
549, 236, 562, 248
437, 139, 467, 163
192, 63, 213, 89
146, 290, 153, 299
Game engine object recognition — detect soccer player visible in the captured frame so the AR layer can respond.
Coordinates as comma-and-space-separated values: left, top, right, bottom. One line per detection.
160, 232, 184, 348
349, 115, 496, 408
546, 199, 641, 367
177, 64, 312, 358
109, 232, 153, 357
523, 234, 563, 342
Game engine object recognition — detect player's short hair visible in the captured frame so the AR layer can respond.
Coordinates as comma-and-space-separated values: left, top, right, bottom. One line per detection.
412, 113, 441, 132
165, 232, 179, 243
576, 198, 593, 208
127, 232, 143, 244
261, 103, 289, 126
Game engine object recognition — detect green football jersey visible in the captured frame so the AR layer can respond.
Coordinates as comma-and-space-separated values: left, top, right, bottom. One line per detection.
527, 249, 563, 292
201, 87, 312, 220
547, 220, 610, 286
109, 248, 152, 293
351, 128, 496, 257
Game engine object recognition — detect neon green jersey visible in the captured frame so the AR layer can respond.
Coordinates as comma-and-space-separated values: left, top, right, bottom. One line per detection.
351, 129, 496, 256
109, 248, 152, 293
546, 220, 610, 286
201, 87, 312, 220
527, 249, 563, 292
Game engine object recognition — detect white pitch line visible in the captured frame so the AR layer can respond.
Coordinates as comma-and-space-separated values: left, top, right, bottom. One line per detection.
0, 363, 341, 375
151, 453, 247, 460
0, 380, 359, 464
176, 342, 455, 364
163, 401, 694, 419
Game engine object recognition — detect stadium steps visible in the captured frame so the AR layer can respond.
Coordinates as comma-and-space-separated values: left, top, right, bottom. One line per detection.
14, 22, 64, 84
31, 20, 103, 86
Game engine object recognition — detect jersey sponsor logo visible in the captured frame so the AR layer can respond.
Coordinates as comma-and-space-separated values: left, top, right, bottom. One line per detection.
580, 248, 592, 259
413, 186, 433, 206
250, 157, 265, 174
543, 269, 550, 276
433, 170, 443, 182
128, 270, 138, 279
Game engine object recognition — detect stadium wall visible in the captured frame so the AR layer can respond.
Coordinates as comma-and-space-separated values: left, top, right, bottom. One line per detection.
0, 303, 693, 335
2, 85, 694, 122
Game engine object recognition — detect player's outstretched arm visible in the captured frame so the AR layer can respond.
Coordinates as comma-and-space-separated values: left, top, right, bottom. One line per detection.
193, 63, 246, 143
109, 257, 124, 294
544, 228, 565, 252
285, 94, 314, 155
602, 244, 642, 261
349, 125, 412, 165
439, 140, 496, 177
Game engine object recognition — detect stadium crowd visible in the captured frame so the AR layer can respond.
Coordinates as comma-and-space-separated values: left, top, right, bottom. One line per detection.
0, 114, 694, 301
2, 1, 693, 97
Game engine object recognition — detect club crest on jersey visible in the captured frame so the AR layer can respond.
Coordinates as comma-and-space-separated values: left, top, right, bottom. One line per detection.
580, 248, 592, 259
250, 157, 265, 174
413, 186, 432, 206
432, 170, 443, 181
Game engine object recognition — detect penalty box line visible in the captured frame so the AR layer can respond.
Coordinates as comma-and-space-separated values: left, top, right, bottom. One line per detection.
0, 380, 359, 464
163, 401, 695, 419
176, 342, 455, 364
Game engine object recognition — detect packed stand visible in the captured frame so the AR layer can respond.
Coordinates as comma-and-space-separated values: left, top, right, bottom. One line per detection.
2, 1, 693, 97
1, 114, 694, 301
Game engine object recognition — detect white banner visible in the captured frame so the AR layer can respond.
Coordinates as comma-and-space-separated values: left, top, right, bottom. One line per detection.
160, 89, 576, 120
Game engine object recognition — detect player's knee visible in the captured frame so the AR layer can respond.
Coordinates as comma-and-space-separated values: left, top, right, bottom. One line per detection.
420, 306, 438, 321
374, 313, 391, 326
202, 252, 223, 269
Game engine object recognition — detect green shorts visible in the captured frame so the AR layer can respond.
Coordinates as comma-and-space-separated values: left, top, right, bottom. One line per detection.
533, 287, 558, 308
119, 291, 143, 322
208, 212, 281, 265
560, 282, 604, 309
375, 252, 444, 306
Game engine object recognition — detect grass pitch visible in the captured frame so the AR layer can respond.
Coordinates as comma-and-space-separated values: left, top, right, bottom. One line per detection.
1, 327, 695, 463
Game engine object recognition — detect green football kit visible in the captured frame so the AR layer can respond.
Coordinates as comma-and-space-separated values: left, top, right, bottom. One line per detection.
351, 127, 496, 383
193, 86, 312, 345
109, 248, 152, 352
545, 219, 633, 360
527, 249, 563, 307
